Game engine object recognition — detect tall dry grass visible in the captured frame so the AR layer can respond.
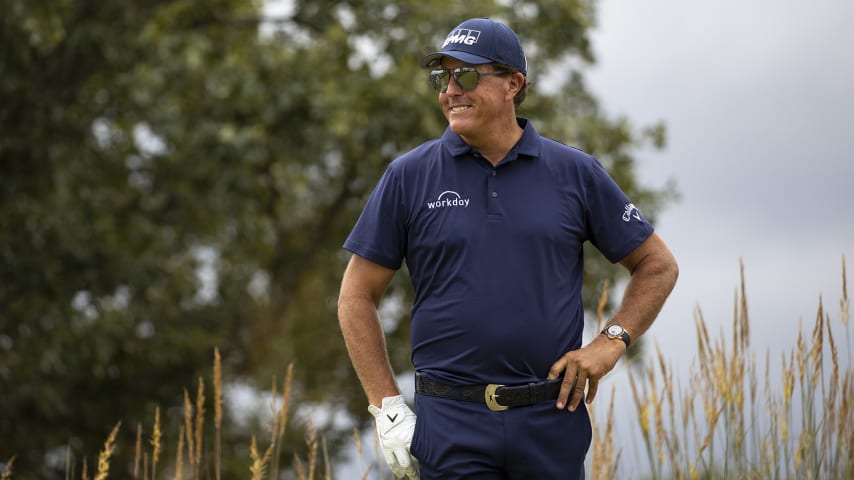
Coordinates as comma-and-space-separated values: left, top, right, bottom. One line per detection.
1, 456, 14, 480
590, 256, 852, 479
93, 422, 121, 480
2, 258, 850, 479
23, 346, 335, 480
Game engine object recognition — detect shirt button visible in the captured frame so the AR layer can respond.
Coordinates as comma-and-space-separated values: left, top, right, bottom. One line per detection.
491, 191, 498, 198
491, 170, 497, 176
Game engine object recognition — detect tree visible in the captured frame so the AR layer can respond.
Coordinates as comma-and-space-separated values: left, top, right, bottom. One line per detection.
0, 0, 675, 476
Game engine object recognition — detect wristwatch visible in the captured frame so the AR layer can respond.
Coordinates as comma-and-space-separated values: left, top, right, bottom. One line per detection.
601, 324, 631, 349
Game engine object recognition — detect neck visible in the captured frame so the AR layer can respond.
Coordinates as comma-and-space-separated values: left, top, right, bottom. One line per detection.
462, 117, 524, 166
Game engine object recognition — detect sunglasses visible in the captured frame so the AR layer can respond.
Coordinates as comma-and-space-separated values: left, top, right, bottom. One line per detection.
428, 67, 510, 93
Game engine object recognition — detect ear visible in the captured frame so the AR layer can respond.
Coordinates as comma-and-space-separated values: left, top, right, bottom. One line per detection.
506, 72, 524, 100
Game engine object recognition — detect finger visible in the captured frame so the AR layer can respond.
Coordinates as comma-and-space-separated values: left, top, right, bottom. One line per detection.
404, 460, 419, 480
586, 377, 600, 405
385, 452, 403, 478
396, 448, 420, 480
409, 455, 420, 479
555, 365, 576, 410
396, 449, 412, 471
395, 463, 409, 479
547, 357, 566, 380
568, 374, 587, 412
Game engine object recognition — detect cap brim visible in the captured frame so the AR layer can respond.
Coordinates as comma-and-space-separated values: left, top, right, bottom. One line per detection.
419, 51, 494, 69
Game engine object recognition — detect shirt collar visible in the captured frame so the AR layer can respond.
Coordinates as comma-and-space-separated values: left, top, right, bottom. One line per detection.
441, 117, 541, 160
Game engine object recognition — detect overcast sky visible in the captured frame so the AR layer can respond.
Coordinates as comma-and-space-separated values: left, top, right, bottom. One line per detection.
587, 0, 854, 463
586, 0, 854, 363
583, 0, 854, 470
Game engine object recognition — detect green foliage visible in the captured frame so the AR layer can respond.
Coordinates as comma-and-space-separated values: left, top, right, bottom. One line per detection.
0, 0, 675, 476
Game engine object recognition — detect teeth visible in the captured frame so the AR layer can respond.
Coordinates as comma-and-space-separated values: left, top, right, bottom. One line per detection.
450, 106, 470, 113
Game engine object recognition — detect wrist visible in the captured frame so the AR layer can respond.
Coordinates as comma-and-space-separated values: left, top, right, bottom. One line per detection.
600, 323, 631, 350
369, 394, 407, 415
368, 389, 402, 409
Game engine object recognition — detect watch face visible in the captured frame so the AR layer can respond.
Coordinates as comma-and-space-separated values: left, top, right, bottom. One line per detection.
607, 325, 623, 336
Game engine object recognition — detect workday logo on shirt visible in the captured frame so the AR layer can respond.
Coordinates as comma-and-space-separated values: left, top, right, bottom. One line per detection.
427, 191, 471, 209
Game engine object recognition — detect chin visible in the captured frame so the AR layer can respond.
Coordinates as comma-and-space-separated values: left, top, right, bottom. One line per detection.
447, 117, 474, 136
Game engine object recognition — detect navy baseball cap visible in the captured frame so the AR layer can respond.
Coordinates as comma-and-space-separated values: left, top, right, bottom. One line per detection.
420, 18, 527, 75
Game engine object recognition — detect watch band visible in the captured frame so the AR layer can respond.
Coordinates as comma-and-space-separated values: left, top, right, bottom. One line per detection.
601, 324, 631, 349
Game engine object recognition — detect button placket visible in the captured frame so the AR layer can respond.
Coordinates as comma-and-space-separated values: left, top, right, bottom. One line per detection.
486, 168, 502, 216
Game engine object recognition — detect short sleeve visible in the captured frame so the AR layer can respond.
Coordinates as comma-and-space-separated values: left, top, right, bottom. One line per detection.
584, 159, 654, 263
343, 165, 408, 270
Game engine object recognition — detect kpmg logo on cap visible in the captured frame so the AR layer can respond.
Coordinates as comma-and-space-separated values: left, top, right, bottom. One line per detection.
442, 29, 481, 48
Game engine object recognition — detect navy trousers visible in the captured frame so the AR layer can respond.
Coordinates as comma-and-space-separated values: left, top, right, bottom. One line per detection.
410, 392, 591, 479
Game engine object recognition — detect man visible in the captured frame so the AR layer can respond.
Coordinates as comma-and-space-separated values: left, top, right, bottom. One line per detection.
338, 17, 678, 480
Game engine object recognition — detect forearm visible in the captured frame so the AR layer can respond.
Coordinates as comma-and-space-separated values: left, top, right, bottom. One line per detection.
338, 294, 401, 406
611, 237, 679, 342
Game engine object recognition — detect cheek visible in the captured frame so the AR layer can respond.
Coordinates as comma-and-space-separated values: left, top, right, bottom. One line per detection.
439, 99, 450, 119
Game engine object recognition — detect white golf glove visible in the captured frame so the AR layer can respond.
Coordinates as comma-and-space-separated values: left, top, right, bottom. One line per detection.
368, 395, 419, 479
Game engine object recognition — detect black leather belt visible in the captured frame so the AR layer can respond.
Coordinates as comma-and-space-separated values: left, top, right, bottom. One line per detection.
415, 373, 562, 412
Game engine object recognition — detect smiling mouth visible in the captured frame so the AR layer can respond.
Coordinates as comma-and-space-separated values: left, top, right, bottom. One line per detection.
449, 105, 472, 113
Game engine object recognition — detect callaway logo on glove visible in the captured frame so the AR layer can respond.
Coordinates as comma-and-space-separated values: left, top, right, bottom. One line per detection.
368, 395, 419, 479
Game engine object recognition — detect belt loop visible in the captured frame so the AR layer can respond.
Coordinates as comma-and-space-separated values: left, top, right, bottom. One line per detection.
528, 382, 537, 404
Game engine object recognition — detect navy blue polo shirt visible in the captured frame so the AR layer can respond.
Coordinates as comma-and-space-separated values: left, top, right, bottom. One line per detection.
344, 118, 654, 386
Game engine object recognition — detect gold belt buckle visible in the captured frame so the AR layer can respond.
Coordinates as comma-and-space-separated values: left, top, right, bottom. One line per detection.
485, 384, 508, 411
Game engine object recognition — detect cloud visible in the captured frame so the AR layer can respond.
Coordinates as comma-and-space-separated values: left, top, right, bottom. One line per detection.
586, 0, 854, 368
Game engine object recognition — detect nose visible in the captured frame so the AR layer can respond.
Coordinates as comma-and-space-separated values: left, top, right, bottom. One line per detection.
444, 74, 464, 95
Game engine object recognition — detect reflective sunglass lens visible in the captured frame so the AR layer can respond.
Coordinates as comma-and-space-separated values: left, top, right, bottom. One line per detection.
429, 68, 504, 93
455, 70, 479, 90
429, 70, 450, 92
